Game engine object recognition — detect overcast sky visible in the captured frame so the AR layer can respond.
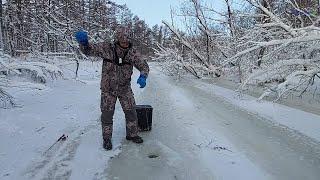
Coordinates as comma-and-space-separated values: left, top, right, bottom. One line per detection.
113, 0, 183, 26
113, 0, 226, 27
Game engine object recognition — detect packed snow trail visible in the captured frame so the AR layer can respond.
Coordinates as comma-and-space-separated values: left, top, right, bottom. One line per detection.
107, 64, 320, 180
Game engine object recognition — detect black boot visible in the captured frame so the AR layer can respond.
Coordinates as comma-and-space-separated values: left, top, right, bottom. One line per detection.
101, 110, 114, 151
103, 139, 113, 150
126, 136, 143, 144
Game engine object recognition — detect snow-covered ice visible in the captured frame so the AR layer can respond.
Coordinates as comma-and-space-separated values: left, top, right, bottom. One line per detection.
1, 61, 320, 180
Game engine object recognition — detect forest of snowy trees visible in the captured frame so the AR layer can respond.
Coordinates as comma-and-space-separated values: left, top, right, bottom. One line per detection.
0, 0, 168, 56
1, 0, 320, 107
155, 0, 320, 101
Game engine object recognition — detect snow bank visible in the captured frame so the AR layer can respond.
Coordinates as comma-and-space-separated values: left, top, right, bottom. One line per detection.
193, 80, 320, 141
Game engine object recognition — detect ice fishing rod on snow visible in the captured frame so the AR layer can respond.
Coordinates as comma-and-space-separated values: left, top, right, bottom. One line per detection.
43, 134, 68, 154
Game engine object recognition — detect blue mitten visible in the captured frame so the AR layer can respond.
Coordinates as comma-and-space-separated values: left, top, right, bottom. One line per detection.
137, 74, 147, 88
75, 30, 89, 46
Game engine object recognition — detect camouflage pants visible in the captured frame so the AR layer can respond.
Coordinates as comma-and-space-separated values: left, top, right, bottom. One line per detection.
100, 88, 139, 141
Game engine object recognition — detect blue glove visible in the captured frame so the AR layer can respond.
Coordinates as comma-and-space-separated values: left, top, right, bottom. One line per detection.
75, 30, 89, 46
137, 74, 147, 88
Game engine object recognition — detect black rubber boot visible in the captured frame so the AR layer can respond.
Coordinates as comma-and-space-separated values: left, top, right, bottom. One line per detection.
103, 139, 113, 150
126, 136, 143, 144
101, 110, 114, 151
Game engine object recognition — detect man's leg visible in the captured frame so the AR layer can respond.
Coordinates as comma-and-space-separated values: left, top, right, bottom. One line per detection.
118, 88, 143, 143
100, 92, 117, 150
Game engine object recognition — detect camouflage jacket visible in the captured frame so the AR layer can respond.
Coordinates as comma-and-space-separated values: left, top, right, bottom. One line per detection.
80, 41, 149, 94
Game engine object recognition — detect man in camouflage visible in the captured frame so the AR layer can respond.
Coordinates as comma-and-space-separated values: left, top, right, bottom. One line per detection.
75, 26, 149, 150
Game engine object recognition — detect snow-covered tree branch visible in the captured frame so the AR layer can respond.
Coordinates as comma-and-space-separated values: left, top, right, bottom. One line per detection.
153, 0, 320, 101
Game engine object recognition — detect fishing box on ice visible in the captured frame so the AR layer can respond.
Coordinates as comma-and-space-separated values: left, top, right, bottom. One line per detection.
135, 105, 153, 131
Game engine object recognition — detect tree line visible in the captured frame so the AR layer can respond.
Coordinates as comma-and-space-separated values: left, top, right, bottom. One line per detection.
0, 0, 170, 58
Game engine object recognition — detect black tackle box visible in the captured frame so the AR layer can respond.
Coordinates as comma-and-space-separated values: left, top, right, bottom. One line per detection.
135, 105, 153, 131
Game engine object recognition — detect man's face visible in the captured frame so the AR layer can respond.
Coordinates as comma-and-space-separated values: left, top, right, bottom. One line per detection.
116, 28, 129, 45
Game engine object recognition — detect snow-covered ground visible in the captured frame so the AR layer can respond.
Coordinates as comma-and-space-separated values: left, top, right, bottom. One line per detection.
0, 60, 123, 180
1, 61, 320, 180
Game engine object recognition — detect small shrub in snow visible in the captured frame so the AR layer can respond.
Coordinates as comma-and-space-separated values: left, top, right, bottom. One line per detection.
0, 53, 63, 108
